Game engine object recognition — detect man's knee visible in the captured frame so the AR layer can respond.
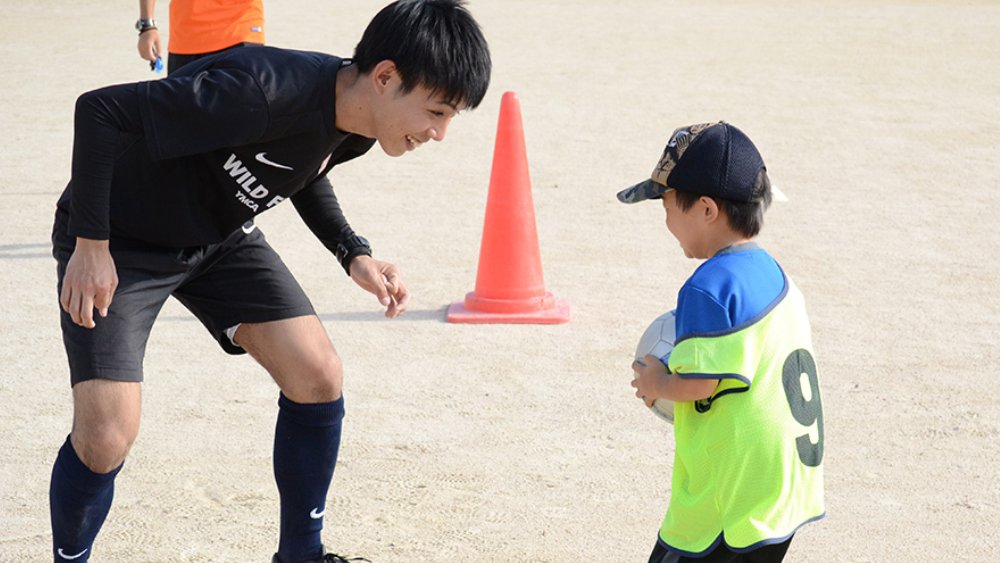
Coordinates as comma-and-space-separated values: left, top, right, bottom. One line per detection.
237, 316, 345, 403
71, 380, 141, 473
287, 347, 343, 403
71, 426, 136, 474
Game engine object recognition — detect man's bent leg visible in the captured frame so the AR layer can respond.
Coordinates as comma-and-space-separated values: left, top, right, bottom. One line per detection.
235, 316, 344, 563
51, 380, 141, 563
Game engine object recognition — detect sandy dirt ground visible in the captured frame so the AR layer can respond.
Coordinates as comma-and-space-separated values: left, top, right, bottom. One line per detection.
2, 0, 999, 561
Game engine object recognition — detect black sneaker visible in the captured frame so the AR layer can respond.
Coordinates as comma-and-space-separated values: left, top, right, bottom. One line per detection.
271, 547, 371, 563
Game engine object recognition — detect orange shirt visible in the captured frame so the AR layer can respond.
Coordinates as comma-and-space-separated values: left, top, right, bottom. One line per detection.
168, 0, 265, 55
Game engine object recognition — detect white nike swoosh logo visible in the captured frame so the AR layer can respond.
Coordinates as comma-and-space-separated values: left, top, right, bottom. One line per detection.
310, 507, 325, 519
241, 222, 258, 234
58, 548, 89, 560
255, 152, 294, 171
318, 153, 332, 174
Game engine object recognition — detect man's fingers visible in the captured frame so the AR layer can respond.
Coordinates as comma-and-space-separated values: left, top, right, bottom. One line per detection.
381, 274, 409, 319
81, 287, 96, 327
379, 271, 406, 311
60, 285, 82, 326
374, 289, 392, 308
352, 260, 408, 317
61, 281, 114, 328
377, 288, 391, 307
94, 280, 117, 313
69, 288, 96, 328
391, 279, 410, 313
59, 284, 72, 313
384, 271, 401, 290
395, 289, 410, 311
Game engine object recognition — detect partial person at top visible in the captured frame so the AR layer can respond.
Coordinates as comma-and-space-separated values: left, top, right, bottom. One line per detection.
136, 0, 265, 75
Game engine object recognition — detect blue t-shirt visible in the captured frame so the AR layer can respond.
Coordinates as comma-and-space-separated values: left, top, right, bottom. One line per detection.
675, 242, 785, 339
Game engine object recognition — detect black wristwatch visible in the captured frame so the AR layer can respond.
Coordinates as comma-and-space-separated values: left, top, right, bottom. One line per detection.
334, 235, 372, 275
136, 18, 157, 33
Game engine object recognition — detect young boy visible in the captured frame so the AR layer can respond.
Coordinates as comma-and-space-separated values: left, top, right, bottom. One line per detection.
49, 1, 490, 562
620, 122, 825, 563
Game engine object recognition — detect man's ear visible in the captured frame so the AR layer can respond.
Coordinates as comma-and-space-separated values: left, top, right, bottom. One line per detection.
372, 60, 397, 94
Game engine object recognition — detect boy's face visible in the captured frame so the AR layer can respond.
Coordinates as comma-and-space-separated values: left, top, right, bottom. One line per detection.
661, 190, 709, 260
371, 70, 463, 157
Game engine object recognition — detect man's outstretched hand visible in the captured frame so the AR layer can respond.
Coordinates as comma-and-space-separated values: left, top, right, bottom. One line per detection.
349, 255, 410, 318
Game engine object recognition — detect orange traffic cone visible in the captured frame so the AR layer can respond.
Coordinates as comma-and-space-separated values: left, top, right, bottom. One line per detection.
447, 91, 571, 324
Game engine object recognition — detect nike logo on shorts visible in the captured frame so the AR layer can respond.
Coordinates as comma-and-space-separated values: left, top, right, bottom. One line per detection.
255, 152, 294, 171
310, 507, 325, 519
58, 548, 89, 560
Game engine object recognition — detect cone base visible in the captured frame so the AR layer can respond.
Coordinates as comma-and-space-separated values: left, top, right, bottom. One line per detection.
446, 297, 571, 324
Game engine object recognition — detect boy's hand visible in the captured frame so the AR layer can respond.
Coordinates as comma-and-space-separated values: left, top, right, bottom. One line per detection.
60, 238, 119, 328
633, 355, 720, 404
631, 355, 669, 408
349, 255, 410, 318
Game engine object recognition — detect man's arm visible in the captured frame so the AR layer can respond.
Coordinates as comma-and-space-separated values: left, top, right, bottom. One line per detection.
137, 0, 161, 64
68, 87, 146, 240
291, 176, 355, 257
61, 82, 147, 327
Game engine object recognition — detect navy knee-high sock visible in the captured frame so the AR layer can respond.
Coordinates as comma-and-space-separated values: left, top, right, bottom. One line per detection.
50, 436, 122, 563
274, 393, 344, 563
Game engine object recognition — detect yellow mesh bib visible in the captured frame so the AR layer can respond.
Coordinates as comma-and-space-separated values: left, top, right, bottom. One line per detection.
660, 279, 825, 554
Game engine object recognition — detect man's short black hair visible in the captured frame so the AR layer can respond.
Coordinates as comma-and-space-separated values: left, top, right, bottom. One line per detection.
673, 168, 773, 239
353, 0, 492, 109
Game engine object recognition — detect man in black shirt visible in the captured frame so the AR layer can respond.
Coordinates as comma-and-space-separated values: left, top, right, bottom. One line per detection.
49, 2, 490, 562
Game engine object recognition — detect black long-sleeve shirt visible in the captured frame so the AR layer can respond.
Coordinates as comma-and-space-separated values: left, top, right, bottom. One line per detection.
57, 46, 375, 252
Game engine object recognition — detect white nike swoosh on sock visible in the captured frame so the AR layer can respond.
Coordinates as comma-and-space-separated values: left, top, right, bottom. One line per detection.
310, 507, 326, 519
58, 548, 89, 560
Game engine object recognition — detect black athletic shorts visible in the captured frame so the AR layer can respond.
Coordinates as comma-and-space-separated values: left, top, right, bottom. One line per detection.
648, 536, 793, 563
52, 210, 315, 385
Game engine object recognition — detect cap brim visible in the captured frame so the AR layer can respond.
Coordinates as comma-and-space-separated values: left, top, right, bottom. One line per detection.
617, 179, 670, 204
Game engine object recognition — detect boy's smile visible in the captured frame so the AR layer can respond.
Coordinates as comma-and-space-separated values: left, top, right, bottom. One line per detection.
661, 190, 754, 260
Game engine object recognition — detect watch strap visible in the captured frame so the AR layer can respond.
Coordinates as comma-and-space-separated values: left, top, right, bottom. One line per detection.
335, 235, 372, 275
136, 19, 157, 33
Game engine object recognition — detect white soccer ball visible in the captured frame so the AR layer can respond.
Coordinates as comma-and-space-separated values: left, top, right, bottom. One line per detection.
633, 311, 676, 423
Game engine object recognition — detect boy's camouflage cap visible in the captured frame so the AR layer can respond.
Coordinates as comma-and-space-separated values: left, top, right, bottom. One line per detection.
617, 122, 765, 204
